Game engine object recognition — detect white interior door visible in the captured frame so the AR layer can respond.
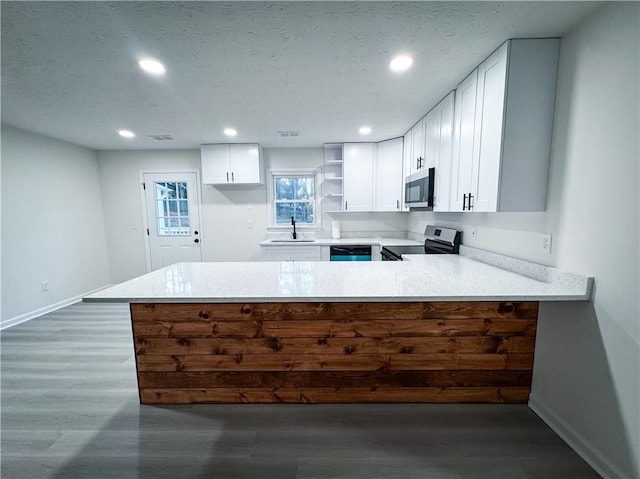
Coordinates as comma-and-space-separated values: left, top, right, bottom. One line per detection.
143, 172, 202, 271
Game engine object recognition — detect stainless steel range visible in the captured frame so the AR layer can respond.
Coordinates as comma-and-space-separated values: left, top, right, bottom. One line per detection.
381, 225, 461, 261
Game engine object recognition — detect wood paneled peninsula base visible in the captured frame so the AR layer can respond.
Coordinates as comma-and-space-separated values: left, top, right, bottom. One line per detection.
131, 301, 538, 405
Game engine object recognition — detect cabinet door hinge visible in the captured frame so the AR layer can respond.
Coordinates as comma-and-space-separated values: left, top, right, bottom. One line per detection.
142, 182, 146, 190
146, 228, 150, 236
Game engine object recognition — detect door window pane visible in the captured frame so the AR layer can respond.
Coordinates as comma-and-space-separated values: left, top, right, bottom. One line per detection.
154, 181, 191, 235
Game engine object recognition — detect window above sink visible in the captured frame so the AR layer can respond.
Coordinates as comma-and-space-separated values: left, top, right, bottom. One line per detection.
267, 167, 320, 230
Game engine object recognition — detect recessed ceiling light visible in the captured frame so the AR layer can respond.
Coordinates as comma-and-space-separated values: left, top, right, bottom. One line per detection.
359, 126, 372, 135
389, 54, 414, 73
118, 130, 135, 138
224, 128, 237, 137
138, 58, 166, 75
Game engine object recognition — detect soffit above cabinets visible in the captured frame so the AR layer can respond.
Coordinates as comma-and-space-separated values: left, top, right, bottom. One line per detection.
1, 1, 603, 150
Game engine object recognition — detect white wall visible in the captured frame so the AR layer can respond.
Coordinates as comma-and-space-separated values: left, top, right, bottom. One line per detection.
408, 4, 639, 477
325, 211, 409, 238
98, 148, 322, 282
532, 5, 638, 478
97, 149, 201, 283
0, 125, 110, 326
99, 146, 410, 282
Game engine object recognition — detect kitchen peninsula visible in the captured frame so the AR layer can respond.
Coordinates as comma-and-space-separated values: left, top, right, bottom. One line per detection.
84, 251, 592, 405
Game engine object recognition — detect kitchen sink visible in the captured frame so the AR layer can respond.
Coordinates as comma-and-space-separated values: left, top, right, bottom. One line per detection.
269, 239, 316, 243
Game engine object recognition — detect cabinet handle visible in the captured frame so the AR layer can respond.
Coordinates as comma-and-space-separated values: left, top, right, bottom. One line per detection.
232, 172, 235, 182
226, 172, 229, 182
463, 193, 474, 210
345, 201, 348, 211
396, 199, 400, 210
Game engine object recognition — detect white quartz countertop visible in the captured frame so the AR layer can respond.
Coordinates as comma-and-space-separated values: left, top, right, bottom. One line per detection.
84, 254, 593, 304
259, 237, 423, 247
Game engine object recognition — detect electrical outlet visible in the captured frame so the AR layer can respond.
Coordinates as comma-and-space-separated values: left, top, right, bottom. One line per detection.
247, 220, 254, 229
41, 280, 50, 292
541, 234, 552, 253
470, 227, 478, 241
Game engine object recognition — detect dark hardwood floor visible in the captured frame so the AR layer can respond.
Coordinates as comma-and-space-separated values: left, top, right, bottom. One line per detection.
1, 302, 600, 478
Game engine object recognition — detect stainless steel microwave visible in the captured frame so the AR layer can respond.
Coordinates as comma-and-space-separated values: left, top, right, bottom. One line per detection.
404, 167, 435, 209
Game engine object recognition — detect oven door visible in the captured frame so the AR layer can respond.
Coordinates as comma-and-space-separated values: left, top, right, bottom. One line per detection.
380, 247, 400, 261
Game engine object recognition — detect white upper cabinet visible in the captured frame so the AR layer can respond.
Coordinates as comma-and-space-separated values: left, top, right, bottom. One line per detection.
375, 137, 404, 212
342, 140, 403, 213
405, 119, 426, 177
411, 119, 426, 173
471, 43, 509, 212
450, 38, 560, 212
451, 69, 480, 212
201, 143, 263, 185
343, 142, 375, 212
201, 144, 230, 184
423, 91, 455, 212
229, 144, 263, 184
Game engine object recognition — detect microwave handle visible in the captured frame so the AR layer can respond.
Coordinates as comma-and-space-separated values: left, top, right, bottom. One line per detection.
427, 167, 435, 207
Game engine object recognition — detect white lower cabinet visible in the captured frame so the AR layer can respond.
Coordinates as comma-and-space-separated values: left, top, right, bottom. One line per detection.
263, 244, 381, 262
260, 245, 322, 261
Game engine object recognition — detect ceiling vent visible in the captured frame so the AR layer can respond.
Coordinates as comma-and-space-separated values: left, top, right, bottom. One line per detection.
148, 134, 175, 141
277, 131, 300, 138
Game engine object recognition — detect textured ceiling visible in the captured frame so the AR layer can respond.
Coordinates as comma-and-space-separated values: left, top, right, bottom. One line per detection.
1, 1, 603, 150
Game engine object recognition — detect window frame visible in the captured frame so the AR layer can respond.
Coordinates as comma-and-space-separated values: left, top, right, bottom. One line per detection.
267, 168, 320, 229
153, 181, 191, 236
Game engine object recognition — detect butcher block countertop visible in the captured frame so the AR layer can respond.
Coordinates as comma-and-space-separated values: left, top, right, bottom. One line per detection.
84, 247, 593, 303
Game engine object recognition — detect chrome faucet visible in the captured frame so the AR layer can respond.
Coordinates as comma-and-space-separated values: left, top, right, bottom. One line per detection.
291, 216, 297, 239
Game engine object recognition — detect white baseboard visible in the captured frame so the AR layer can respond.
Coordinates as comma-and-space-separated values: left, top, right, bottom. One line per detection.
529, 394, 630, 479
0, 286, 113, 331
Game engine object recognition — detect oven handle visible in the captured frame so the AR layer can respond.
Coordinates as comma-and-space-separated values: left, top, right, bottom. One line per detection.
380, 249, 400, 261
